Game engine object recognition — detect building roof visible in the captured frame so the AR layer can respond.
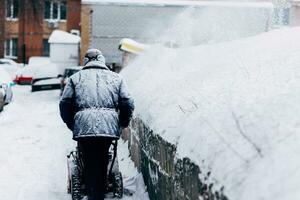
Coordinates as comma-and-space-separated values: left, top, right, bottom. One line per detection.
48, 30, 81, 44
82, 0, 274, 8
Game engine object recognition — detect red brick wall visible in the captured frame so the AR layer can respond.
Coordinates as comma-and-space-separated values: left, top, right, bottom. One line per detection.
18, 0, 44, 63
0, 0, 5, 58
67, 0, 81, 32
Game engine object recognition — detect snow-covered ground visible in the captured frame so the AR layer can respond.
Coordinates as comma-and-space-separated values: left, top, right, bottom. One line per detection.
0, 86, 148, 200
122, 27, 300, 200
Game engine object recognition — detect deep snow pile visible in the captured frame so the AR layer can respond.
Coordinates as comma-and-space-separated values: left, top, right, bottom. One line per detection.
0, 86, 149, 200
121, 27, 300, 200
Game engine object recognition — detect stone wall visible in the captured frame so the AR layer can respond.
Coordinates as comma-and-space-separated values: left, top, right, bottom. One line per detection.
123, 117, 229, 200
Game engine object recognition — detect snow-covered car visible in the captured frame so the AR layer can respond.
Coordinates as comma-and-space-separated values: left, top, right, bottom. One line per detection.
0, 87, 4, 112
31, 77, 61, 92
0, 58, 22, 78
60, 66, 82, 94
0, 58, 21, 67
1, 83, 13, 105
14, 65, 35, 85
31, 62, 61, 92
28, 56, 51, 66
0, 68, 14, 108
14, 57, 50, 85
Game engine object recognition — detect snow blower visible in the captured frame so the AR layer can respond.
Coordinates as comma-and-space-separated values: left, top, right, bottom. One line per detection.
67, 140, 123, 200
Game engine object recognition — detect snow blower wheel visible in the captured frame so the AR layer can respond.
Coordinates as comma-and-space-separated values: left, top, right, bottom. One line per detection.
67, 151, 84, 200
113, 171, 123, 198
71, 166, 83, 200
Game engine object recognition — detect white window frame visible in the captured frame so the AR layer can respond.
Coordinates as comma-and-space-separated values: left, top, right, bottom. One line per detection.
6, 0, 18, 20
44, 0, 66, 21
4, 39, 18, 59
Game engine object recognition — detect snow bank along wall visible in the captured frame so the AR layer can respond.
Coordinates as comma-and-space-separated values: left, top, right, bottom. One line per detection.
119, 4, 290, 200
121, 25, 300, 200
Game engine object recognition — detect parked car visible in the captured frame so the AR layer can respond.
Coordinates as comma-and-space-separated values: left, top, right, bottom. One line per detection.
0, 68, 14, 111
1, 83, 14, 105
0, 85, 5, 111
31, 77, 61, 92
31, 62, 61, 92
14, 57, 50, 85
0, 58, 22, 78
28, 56, 51, 66
60, 66, 82, 94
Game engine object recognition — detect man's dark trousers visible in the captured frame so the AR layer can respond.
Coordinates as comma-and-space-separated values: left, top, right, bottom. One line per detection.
78, 137, 112, 200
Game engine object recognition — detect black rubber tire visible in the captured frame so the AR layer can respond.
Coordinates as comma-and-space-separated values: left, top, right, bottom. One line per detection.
113, 172, 123, 198
71, 162, 83, 200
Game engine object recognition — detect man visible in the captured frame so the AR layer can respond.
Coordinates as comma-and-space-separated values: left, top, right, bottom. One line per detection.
59, 49, 134, 200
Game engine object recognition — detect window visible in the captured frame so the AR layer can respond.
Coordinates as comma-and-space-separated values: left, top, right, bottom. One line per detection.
6, 0, 19, 19
5, 38, 18, 58
43, 39, 50, 56
44, 0, 67, 21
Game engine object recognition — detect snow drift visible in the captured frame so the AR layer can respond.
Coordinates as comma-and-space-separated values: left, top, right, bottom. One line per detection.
121, 27, 300, 200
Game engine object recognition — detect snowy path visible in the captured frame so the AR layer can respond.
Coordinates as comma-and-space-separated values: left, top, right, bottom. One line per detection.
0, 86, 148, 200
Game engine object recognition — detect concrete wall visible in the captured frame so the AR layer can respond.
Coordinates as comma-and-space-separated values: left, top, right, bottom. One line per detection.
123, 117, 228, 200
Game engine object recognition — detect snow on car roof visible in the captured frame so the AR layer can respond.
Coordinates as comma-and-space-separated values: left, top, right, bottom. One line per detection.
32, 78, 61, 85
82, 0, 274, 8
0, 58, 17, 65
0, 68, 12, 83
48, 30, 81, 44
17, 62, 60, 79
28, 57, 51, 65
33, 63, 60, 79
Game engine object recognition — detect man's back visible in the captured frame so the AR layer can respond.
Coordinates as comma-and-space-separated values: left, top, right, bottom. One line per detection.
60, 60, 134, 140
71, 68, 121, 110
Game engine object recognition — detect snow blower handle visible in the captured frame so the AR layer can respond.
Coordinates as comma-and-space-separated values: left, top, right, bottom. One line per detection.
108, 139, 118, 177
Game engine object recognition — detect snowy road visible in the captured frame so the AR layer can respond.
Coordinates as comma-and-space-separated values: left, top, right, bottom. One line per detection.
0, 86, 148, 200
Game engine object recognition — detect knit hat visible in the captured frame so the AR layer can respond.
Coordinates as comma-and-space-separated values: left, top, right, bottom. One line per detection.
83, 48, 106, 67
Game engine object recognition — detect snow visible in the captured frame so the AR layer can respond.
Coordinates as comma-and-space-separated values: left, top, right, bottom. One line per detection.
32, 78, 61, 85
0, 58, 19, 66
0, 86, 149, 200
112, 139, 150, 200
33, 63, 61, 79
121, 26, 300, 200
16, 62, 60, 79
0, 59, 22, 79
28, 57, 51, 66
119, 38, 149, 55
48, 30, 80, 44
0, 68, 13, 83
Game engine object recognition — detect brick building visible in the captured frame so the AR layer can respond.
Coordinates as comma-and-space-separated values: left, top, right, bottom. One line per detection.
0, 0, 81, 63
